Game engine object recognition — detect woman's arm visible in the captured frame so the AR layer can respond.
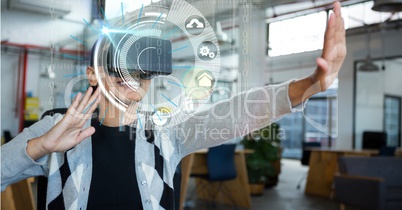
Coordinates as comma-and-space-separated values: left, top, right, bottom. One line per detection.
289, 1, 346, 107
1, 87, 100, 191
26, 87, 100, 160
1, 115, 56, 191
176, 2, 346, 157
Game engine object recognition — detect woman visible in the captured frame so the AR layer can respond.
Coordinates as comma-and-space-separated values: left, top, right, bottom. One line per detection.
1, 2, 346, 209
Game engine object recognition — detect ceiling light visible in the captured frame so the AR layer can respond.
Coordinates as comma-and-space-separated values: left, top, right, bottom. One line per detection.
372, 0, 402, 12
360, 27, 380, 72
359, 56, 380, 72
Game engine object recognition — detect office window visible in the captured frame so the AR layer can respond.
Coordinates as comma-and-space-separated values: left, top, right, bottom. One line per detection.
268, 11, 327, 57
279, 84, 338, 159
384, 95, 401, 147
268, 1, 401, 57
304, 95, 337, 148
105, 0, 159, 19
278, 112, 304, 159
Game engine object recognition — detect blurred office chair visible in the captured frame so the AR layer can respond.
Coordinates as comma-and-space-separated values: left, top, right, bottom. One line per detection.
38, 108, 182, 210
297, 142, 321, 189
378, 146, 396, 157
190, 144, 237, 208
362, 131, 387, 149
334, 157, 402, 210
3, 130, 12, 144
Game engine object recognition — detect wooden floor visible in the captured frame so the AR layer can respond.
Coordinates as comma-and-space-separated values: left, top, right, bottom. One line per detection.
185, 159, 363, 210
27, 159, 363, 210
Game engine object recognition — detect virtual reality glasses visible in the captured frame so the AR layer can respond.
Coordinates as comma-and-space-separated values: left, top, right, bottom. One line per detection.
93, 35, 173, 80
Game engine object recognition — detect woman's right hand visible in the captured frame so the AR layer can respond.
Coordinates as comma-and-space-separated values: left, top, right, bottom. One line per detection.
27, 87, 100, 160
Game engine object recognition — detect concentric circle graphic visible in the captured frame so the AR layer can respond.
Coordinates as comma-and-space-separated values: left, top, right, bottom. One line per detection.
92, 0, 221, 129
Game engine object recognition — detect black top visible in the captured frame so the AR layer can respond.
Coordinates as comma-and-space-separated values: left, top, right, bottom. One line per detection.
87, 120, 143, 210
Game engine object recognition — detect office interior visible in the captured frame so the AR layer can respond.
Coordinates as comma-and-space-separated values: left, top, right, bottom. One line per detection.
1, 0, 402, 209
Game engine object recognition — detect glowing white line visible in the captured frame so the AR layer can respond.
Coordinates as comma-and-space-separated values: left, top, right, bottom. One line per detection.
137, 47, 156, 73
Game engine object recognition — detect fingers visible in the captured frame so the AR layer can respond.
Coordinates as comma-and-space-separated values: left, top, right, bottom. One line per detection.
316, 57, 329, 74
333, 1, 341, 17
77, 126, 96, 143
323, 11, 336, 58
82, 88, 101, 119
67, 87, 100, 122
334, 2, 346, 45
70, 92, 82, 110
323, 2, 346, 60
77, 87, 101, 125
76, 87, 94, 113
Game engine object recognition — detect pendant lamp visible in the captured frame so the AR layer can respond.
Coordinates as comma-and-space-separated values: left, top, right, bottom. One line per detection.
372, 0, 402, 12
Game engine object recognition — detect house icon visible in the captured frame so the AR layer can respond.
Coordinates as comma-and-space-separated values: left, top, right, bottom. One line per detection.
197, 72, 213, 87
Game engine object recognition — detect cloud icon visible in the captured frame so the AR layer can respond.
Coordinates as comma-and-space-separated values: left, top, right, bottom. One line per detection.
186, 18, 204, 29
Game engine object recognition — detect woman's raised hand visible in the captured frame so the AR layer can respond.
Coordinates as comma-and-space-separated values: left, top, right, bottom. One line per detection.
311, 1, 347, 91
27, 87, 100, 160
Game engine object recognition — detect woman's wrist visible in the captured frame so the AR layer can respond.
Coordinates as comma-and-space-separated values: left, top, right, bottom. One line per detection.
289, 75, 320, 107
26, 136, 51, 161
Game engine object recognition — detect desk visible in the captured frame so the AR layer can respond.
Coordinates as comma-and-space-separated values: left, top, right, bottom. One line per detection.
0, 179, 36, 210
180, 149, 253, 209
305, 148, 402, 198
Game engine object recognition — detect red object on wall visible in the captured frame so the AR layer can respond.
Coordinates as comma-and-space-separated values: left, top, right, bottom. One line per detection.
19, 49, 28, 132
1, 41, 88, 132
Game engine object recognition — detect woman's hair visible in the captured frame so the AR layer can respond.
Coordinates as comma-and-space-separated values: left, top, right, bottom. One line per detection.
89, 41, 98, 93
89, 39, 97, 67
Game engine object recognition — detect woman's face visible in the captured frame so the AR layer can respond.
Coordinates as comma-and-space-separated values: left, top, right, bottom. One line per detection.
88, 66, 151, 104
104, 72, 151, 103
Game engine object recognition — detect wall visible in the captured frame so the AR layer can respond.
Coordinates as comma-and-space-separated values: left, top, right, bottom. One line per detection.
1, 0, 91, 46
355, 70, 385, 149
1, 52, 20, 136
355, 59, 402, 148
1, 0, 91, 136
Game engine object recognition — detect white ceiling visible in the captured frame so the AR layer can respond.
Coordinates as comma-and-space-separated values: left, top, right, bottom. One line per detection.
1, 0, 371, 48
189, 0, 368, 22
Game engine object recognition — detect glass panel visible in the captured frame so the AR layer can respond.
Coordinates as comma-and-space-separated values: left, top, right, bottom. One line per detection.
279, 88, 338, 158
304, 96, 337, 148
384, 96, 401, 147
278, 112, 304, 159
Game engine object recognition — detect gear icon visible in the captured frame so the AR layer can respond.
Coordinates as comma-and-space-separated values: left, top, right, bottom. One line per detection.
199, 46, 210, 56
208, 52, 215, 58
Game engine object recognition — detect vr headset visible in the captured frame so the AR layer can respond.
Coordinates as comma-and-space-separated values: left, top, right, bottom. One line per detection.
92, 35, 173, 80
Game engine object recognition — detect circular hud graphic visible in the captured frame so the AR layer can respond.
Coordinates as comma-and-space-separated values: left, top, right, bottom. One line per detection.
92, 0, 221, 128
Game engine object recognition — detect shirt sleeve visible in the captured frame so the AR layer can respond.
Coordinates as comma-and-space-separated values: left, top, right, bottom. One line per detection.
0, 114, 60, 191
175, 80, 305, 158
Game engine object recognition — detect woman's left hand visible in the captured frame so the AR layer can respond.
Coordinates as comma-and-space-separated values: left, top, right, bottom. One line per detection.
310, 1, 347, 92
